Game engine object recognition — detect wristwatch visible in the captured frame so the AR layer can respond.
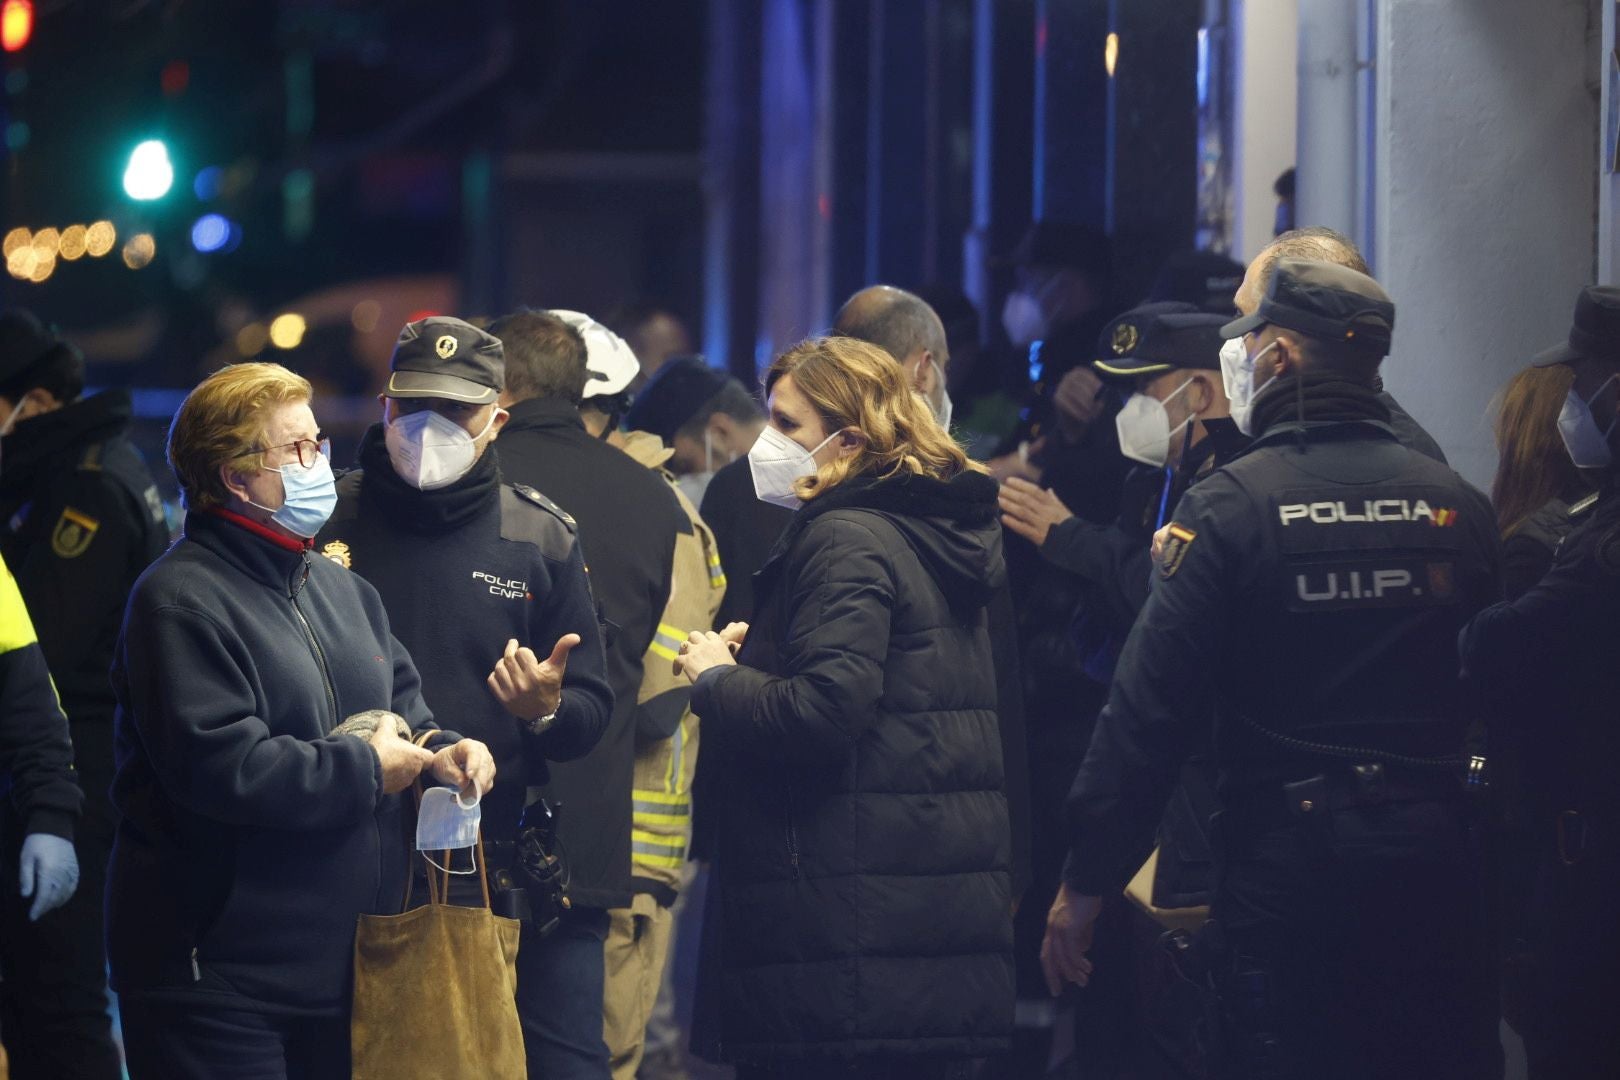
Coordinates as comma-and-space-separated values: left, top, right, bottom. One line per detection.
525, 706, 559, 736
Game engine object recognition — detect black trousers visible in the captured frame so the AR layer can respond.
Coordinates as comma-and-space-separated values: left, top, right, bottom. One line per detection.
735, 1057, 971, 1080
120, 999, 349, 1080
1210, 793, 1502, 1080
0, 719, 121, 1080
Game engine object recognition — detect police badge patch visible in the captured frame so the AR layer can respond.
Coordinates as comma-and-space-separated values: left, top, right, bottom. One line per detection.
1159, 523, 1196, 578
50, 508, 99, 559
322, 540, 352, 569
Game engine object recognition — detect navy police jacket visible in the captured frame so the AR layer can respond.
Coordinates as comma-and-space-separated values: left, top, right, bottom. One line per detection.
1064, 412, 1501, 896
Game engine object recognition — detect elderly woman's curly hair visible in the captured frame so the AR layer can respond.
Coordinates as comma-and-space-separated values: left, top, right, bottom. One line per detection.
763, 336, 984, 502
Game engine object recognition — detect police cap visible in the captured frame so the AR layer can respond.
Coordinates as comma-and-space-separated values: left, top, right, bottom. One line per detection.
1220, 258, 1395, 356
1092, 301, 1227, 381
385, 316, 504, 405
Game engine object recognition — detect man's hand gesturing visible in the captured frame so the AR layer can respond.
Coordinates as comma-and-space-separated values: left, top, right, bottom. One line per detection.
488, 635, 580, 726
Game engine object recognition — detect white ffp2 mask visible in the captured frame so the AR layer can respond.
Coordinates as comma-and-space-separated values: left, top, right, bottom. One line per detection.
1220, 337, 1279, 435
1557, 374, 1620, 469
384, 408, 497, 490
748, 426, 841, 509
1115, 377, 1195, 467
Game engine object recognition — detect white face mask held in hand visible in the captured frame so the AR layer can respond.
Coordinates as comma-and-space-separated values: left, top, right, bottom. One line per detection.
385, 408, 498, 491
748, 425, 841, 510
1557, 373, 1620, 469
1115, 377, 1195, 467
1220, 337, 1279, 436
416, 785, 482, 875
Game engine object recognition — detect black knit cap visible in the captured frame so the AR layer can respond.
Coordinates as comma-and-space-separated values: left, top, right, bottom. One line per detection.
623, 355, 729, 442
1532, 286, 1620, 367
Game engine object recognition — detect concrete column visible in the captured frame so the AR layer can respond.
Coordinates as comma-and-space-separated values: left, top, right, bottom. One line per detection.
1293, 0, 1358, 241
1372, 0, 1598, 488
1601, 1, 1620, 284
1231, 0, 1297, 261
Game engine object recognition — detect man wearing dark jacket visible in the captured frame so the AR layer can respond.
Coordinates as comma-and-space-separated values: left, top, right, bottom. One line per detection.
491, 309, 686, 1080
0, 309, 166, 1079
315, 316, 614, 1079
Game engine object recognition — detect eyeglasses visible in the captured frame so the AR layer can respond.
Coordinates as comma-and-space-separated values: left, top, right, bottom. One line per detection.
259, 436, 331, 469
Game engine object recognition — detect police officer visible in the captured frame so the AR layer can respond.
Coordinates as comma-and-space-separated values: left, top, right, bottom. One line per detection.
1460, 285, 1620, 1079
0, 309, 165, 1079
314, 317, 615, 1075
1000, 301, 1247, 650
1042, 261, 1503, 1079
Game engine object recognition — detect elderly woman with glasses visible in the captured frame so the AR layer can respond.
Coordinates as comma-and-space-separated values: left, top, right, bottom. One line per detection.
105, 362, 494, 1080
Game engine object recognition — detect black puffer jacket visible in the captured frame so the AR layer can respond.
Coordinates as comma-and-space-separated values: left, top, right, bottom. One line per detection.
691, 470, 1014, 1065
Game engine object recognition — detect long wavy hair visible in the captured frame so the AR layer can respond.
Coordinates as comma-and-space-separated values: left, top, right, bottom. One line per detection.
763, 336, 984, 502
1491, 364, 1583, 538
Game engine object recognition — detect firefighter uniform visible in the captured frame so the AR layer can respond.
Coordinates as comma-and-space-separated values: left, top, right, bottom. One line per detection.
602, 430, 725, 1080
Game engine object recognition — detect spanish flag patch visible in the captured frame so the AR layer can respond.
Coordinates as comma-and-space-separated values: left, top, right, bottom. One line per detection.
1159, 523, 1197, 579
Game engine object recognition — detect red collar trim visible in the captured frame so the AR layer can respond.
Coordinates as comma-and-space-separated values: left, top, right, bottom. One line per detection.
204, 506, 313, 552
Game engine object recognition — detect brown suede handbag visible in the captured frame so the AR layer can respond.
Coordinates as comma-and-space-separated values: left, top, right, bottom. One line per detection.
351, 786, 525, 1080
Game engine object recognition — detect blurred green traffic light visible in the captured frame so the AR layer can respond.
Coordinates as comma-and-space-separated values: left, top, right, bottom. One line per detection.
122, 140, 174, 201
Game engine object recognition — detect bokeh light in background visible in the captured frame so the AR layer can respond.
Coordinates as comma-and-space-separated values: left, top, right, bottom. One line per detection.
30, 226, 58, 258
350, 299, 381, 334
58, 224, 87, 260
268, 312, 306, 350
235, 322, 268, 357
121, 232, 155, 269
193, 166, 222, 201
85, 221, 116, 258
190, 213, 231, 253
1, 0, 32, 54
122, 140, 174, 201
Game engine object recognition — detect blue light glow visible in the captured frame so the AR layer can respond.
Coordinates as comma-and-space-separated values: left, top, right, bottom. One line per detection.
190, 213, 231, 253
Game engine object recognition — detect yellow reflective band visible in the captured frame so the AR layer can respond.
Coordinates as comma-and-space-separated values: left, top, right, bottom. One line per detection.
649, 623, 686, 662
634, 814, 688, 829
707, 552, 727, 589
631, 789, 686, 806
631, 852, 685, 870
631, 829, 687, 853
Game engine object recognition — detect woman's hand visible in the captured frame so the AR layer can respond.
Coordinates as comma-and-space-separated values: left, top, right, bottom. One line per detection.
429, 738, 496, 799
674, 630, 739, 683
717, 622, 749, 654
369, 723, 435, 795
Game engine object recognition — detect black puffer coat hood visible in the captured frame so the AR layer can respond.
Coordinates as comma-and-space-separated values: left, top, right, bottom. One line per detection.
692, 467, 1014, 1066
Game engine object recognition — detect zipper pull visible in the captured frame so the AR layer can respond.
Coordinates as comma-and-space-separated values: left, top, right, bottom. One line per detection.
190, 947, 201, 981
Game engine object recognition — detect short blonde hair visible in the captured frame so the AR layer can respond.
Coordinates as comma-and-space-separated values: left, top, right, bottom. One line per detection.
167, 362, 312, 510
763, 336, 984, 502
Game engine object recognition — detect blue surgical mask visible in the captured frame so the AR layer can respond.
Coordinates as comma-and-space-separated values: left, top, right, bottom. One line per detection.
416, 785, 482, 875
248, 449, 337, 538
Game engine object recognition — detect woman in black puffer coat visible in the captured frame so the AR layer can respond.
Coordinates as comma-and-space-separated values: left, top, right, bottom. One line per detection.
676, 336, 1014, 1080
